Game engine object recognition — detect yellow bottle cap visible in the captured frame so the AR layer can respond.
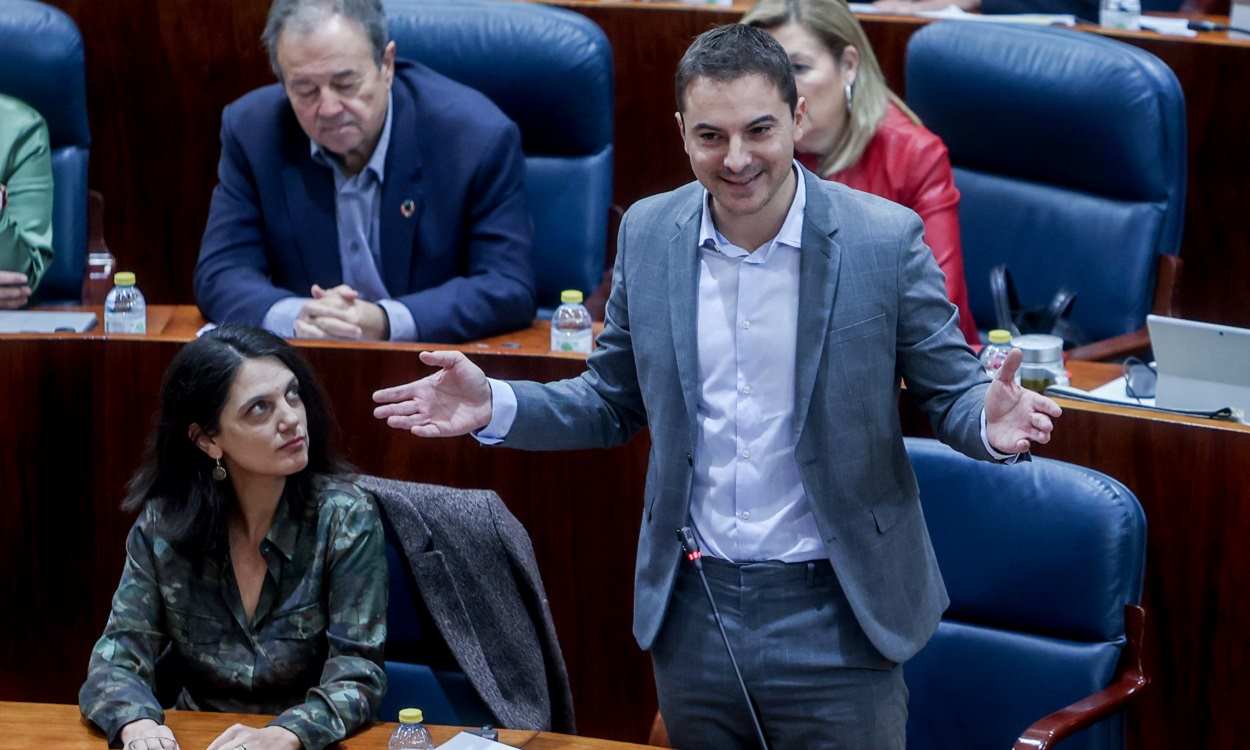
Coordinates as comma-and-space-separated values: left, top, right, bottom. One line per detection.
987, 329, 1012, 344
560, 289, 584, 304
113, 272, 136, 286
398, 708, 424, 724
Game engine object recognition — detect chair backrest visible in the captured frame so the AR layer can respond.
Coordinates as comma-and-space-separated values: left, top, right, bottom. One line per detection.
903, 438, 1146, 750
0, 0, 90, 303
378, 509, 494, 726
384, 0, 614, 314
905, 23, 1186, 343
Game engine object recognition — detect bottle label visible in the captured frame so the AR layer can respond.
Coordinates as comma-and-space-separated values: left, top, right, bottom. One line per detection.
105, 314, 147, 334
551, 327, 593, 354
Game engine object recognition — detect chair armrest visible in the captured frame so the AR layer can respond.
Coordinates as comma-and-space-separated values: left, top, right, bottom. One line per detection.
585, 203, 626, 322
1013, 605, 1149, 750
87, 190, 108, 254
649, 711, 671, 748
1067, 328, 1150, 361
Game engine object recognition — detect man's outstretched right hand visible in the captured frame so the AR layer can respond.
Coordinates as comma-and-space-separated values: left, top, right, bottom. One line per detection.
372, 350, 493, 438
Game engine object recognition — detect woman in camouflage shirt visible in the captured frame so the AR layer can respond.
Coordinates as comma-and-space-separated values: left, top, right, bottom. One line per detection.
80, 326, 387, 750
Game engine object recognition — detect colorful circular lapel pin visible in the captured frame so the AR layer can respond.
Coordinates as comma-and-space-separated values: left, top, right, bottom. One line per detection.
400, 199, 416, 218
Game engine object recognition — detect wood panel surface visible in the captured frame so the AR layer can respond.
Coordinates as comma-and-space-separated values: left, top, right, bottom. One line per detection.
0, 701, 658, 749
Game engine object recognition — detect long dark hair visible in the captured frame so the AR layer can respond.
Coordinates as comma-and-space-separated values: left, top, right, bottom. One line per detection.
124, 325, 349, 559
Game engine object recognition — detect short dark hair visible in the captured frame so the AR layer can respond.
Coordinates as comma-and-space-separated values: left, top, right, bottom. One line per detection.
262, 0, 389, 80
675, 24, 798, 114
123, 325, 349, 560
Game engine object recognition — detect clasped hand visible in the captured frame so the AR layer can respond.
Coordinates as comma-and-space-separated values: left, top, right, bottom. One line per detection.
0, 270, 31, 309
294, 284, 388, 341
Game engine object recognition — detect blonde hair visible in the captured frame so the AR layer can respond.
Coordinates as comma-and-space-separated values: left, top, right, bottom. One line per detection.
742, 0, 919, 175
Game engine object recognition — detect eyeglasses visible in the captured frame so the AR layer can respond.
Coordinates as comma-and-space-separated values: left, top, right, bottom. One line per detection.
1123, 357, 1157, 401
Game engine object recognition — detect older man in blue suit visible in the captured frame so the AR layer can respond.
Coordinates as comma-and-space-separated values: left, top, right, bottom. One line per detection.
373, 24, 1062, 749
194, 0, 535, 343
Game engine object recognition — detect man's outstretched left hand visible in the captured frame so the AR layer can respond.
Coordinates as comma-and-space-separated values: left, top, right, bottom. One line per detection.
985, 348, 1063, 455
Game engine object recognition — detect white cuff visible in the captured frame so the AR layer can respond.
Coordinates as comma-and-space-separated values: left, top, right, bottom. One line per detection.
377, 299, 417, 342
980, 408, 1019, 462
262, 297, 310, 338
473, 378, 517, 445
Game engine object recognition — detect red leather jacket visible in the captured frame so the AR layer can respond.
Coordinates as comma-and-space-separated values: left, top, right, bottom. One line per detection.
800, 103, 979, 344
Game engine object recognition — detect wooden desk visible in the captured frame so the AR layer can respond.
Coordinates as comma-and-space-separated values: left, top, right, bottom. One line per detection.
0, 702, 656, 749
6, 308, 1250, 747
544, 0, 1250, 330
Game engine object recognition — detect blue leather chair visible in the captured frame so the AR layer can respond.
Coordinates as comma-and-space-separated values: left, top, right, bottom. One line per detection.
906, 23, 1186, 359
0, 0, 91, 303
905, 438, 1148, 750
384, 0, 614, 316
378, 509, 494, 726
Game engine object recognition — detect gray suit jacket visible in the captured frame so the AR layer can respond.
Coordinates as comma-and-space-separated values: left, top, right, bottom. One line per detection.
503, 168, 992, 663
359, 476, 576, 732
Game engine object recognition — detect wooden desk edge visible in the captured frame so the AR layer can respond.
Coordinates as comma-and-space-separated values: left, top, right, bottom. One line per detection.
0, 702, 658, 749
4, 305, 590, 361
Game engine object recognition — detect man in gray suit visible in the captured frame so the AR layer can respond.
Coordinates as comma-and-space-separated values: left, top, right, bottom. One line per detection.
373, 24, 1061, 749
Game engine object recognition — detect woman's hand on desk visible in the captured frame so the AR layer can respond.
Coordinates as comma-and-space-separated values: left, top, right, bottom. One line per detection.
205, 723, 301, 750
119, 719, 179, 749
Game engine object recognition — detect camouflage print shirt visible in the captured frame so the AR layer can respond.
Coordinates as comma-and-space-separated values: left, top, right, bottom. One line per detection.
79, 476, 388, 750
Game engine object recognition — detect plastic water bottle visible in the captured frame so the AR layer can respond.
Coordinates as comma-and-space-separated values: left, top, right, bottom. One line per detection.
551, 289, 593, 353
979, 329, 1013, 378
1099, 0, 1141, 30
388, 708, 434, 750
103, 272, 147, 334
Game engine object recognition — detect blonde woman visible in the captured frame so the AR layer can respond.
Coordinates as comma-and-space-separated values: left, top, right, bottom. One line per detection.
744, 0, 980, 343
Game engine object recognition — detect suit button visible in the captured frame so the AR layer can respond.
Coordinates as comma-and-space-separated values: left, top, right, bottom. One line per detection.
686, 451, 693, 466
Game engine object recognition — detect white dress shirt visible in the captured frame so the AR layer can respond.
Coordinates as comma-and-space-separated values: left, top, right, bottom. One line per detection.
478, 163, 1008, 563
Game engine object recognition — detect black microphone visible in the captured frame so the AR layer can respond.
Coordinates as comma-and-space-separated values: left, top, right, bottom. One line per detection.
675, 527, 770, 750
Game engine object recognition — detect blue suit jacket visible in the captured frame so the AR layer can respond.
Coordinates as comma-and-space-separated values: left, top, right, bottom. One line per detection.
194, 60, 536, 342
502, 169, 993, 662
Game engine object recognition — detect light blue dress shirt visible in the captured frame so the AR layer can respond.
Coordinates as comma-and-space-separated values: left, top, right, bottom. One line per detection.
479, 163, 1008, 562
262, 94, 418, 341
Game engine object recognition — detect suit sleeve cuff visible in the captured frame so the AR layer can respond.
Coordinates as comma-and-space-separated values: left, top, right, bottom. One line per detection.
474, 378, 517, 444
377, 299, 417, 342
263, 297, 308, 338
980, 408, 1021, 463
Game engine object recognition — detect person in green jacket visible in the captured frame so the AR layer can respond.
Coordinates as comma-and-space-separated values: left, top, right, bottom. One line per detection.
0, 93, 54, 308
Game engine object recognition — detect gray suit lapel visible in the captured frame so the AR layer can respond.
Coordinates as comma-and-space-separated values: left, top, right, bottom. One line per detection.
668, 196, 703, 432
794, 171, 842, 438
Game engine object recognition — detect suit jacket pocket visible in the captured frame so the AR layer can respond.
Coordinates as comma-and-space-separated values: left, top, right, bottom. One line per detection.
828, 313, 887, 348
